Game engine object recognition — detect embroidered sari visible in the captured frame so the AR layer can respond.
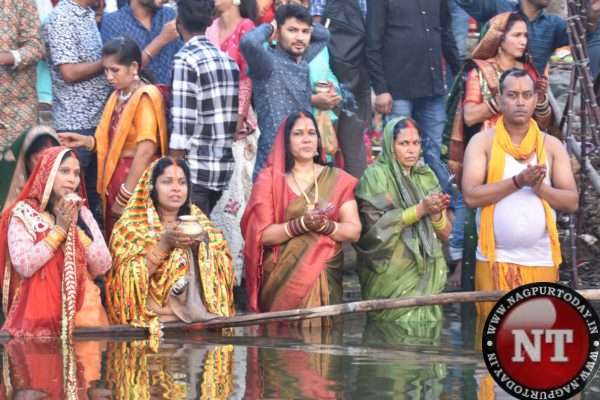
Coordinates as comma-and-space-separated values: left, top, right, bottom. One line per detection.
241, 119, 358, 313
354, 118, 448, 322
106, 161, 235, 334
0, 147, 111, 337
95, 84, 168, 234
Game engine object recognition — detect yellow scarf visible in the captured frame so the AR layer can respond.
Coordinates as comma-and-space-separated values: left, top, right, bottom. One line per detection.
479, 116, 562, 268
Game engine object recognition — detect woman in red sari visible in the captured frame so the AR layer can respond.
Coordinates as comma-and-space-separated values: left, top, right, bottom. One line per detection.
0, 147, 111, 337
59, 37, 168, 235
241, 111, 361, 314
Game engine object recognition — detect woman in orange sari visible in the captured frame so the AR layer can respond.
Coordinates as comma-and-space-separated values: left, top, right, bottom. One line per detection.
241, 111, 361, 313
0, 146, 111, 337
59, 37, 168, 235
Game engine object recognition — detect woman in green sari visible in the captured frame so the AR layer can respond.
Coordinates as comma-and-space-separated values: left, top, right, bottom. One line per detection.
355, 117, 451, 322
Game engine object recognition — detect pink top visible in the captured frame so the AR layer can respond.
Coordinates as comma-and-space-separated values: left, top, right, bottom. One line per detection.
8, 207, 112, 278
206, 18, 256, 130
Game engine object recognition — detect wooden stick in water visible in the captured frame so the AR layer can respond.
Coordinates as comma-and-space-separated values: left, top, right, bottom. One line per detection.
3, 289, 600, 341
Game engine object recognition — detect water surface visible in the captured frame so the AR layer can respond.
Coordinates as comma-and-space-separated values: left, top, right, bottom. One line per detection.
3, 302, 600, 399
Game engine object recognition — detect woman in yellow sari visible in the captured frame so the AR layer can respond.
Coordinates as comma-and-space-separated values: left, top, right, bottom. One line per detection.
59, 37, 168, 235
106, 157, 235, 335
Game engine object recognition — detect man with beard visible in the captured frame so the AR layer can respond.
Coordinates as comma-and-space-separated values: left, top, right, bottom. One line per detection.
240, 4, 333, 178
457, 0, 600, 74
100, 0, 183, 84
462, 68, 578, 316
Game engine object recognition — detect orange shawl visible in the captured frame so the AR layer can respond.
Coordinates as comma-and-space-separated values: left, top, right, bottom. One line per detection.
95, 85, 168, 214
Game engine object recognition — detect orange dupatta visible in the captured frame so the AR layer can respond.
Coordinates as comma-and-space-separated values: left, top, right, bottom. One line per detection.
95, 85, 168, 215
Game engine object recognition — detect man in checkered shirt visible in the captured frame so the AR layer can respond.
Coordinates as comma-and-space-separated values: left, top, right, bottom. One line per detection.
169, 0, 239, 215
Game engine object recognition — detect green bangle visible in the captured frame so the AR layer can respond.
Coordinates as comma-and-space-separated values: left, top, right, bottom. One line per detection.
431, 213, 447, 230
402, 206, 420, 225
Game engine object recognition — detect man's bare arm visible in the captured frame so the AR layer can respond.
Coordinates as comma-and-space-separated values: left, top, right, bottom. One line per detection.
534, 136, 579, 213
462, 131, 519, 208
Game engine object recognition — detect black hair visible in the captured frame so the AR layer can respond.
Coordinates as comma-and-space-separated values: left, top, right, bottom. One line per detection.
283, 110, 327, 173
176, 0, 214, 34
25, 134, 60, 176
46, 151, 93, 239
502, 12, 530, 64
499, 68, 534, 94
149, 157, 193, 216
392, 117, 420, 141
102, 37, 155, 83
275, 3, 313, 27
240, 0, 258, 22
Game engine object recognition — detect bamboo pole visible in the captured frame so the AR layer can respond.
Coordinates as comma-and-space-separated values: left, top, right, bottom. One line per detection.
3, 289, 600, 341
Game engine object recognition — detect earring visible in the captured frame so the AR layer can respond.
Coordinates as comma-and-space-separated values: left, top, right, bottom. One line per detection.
134, 73, 140, 81
233, 0, 241, 5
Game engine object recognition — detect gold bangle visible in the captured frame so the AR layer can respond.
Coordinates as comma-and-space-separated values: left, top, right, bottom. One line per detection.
284, 222, 293, 238
120, 183, 133, 197
300, 216, 309, 232
44, 226, 67, 250
43, 236, 61, 250
431, 213, 447, 230
329, 221, 339, 236
54, 225, 67, 239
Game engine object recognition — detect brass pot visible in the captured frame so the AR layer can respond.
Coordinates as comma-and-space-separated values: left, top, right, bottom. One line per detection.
178, 215, 204, 237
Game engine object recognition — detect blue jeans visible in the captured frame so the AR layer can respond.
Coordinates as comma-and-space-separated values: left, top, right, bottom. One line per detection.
57, 128, 101, 224
448, 0, 470, 62
390, 96, 450, 190
588, 29, 600, 79
448, 192, 466, 262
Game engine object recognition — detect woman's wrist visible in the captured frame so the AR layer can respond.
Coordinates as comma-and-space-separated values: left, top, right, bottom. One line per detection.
416, 202, 427, 218
44, 226, 67, 250
158, 235, 171, 252
87, 135, 96, 152
402, 205, 421, 225
431, 212, 448, 230
431, 212, 443, 222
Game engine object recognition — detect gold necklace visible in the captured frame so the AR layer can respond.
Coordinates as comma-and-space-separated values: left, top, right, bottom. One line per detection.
291, 164, 319, 210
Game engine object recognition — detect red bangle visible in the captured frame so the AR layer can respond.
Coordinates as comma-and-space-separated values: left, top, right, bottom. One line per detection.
512, 175, 522, 189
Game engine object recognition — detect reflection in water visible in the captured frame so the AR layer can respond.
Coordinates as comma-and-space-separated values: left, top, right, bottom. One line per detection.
352, 321, 447, 400
105, 341, 236, 400
0, 338, 105, 400
246, 322, 343, 399
1, 309, 598, 399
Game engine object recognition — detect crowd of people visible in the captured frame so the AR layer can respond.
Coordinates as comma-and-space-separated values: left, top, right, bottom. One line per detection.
0, 0, 589, 338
